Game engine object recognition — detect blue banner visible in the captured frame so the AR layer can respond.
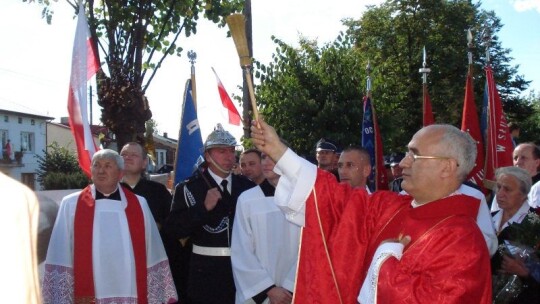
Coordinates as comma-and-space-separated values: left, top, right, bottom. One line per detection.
173, 79, 203, 187
361, 96, 376, 191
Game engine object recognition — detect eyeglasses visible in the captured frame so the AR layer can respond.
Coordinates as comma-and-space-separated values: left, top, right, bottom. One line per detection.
405, 151, 459, 167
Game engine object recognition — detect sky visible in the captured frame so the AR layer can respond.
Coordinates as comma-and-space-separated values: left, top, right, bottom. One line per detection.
0, 0, 539, 142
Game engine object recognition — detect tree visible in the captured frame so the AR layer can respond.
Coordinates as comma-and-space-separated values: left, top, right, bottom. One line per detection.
256, 0, 531, 153
511, 91, 540, 144
255, 35, 364, 156
35, 142, 90, 190
346, 0, 530, 150
25, 0, 244, 150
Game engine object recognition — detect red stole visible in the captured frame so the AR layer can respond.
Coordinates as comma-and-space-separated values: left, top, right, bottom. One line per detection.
74, 186, 148, 304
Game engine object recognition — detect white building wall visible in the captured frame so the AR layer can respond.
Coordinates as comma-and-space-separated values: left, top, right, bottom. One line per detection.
0, 111, 51, 189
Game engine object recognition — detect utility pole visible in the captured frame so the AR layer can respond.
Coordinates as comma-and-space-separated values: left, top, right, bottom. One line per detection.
242, 0, 253, 138
89, 85, 93, 125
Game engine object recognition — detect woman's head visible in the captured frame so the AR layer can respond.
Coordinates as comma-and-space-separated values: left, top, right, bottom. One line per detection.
495, 166, 531, 213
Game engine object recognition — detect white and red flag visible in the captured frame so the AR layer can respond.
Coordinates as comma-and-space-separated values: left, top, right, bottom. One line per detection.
212, 68, 241, 126
67, 5, 100, 177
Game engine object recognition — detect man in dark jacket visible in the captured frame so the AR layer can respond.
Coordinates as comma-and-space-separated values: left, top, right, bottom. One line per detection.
164, 124, 255, 304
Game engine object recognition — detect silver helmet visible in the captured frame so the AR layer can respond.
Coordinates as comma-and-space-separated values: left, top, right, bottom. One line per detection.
204, 123, 237, 151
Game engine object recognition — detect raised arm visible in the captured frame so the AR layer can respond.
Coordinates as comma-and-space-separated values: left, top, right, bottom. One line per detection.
250, 119, 287, 163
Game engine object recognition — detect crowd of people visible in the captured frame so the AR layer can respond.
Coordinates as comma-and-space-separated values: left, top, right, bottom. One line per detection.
9, 120, 540, 303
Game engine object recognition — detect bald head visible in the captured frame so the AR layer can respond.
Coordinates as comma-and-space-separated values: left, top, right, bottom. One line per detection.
400, 124, 476, 204
338, 146, 371, 188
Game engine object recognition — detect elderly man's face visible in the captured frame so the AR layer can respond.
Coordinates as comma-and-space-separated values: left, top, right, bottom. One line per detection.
400, 128, 450, 202
91, 157, 122, 193
338, 150, 371, 188
513, 145, 540, 177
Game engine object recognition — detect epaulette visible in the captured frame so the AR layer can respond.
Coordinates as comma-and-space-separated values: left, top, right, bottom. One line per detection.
182, 172, 204, 185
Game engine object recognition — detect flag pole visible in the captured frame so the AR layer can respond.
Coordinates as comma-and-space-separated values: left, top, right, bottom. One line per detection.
467, 29, 474, 70
461, 29, 487, 193
420, 47, 431, 85
188, 50, 198, 108
171, 50, 205, 190
366, 60, 372, 98
419, 46, 434, 126
482, 24, 491, 65
362, 60, 389, 191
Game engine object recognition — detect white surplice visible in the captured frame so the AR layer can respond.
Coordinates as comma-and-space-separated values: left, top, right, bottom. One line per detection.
231, 185, 301, 304
42, 185, 177, 304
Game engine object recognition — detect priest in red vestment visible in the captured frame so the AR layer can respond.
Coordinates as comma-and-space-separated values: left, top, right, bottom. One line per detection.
250, 120, 492, 304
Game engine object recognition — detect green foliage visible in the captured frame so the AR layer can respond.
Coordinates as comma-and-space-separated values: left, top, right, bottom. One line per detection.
256, 34, 364, 156
511, 91, 540, 144
42, 171, 90, 190
255, 0, 532, 154
35, 142, 90, 190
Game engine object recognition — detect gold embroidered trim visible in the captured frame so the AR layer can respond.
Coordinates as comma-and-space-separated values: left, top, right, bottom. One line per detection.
313, 187, 344, 304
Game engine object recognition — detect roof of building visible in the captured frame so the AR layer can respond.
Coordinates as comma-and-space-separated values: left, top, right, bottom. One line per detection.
0, 102, 54, 120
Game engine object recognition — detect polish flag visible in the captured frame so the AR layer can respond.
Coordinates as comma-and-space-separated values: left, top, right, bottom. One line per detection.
212, 68, 241, 126
67, 5, 100, 177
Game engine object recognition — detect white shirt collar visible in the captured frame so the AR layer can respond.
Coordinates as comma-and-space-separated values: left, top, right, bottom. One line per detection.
207, 168, 232, 192
492, 200, 530, 233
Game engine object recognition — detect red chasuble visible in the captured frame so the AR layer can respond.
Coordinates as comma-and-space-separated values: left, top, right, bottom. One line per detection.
293, 170, 492, 304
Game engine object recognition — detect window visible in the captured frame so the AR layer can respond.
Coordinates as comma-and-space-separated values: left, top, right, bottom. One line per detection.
0, 130, 7, 148
3, 115, 7, 122
31, 119, 35, 126
156, 150, 166, 168
20, 132, 35, 152
18, 117, 22, 124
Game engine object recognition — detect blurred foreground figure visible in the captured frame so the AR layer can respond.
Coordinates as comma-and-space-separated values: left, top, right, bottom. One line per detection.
0, 172, 41, 303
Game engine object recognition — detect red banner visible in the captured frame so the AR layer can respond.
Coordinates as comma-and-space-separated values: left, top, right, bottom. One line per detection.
483, 65, 513, 184
461, 70, 486, 192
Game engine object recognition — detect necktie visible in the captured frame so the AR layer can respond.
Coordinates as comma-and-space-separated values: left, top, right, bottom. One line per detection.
221, 179, 231, 197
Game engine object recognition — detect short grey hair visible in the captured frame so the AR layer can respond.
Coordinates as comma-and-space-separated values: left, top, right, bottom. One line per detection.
428, 124, 477, 182
495, 166, 532, 195
92, 149, 124, 170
